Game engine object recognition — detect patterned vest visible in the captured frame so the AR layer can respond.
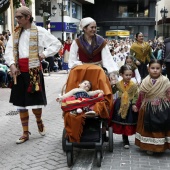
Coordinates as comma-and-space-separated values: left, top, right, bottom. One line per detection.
75, 36, 107, 63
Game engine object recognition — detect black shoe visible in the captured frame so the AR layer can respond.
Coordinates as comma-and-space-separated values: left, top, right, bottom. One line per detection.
122, 135, 129, 149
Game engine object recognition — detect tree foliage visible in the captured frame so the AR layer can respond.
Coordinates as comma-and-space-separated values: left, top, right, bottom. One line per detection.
13, 0, 32, 8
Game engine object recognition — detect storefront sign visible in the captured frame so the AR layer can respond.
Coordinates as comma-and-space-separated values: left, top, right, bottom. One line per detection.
106, 30, 130, 36
36, 22, 77, 32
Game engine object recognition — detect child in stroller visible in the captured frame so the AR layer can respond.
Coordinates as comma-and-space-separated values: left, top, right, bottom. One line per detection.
56, 80, 104, 115
59, 64, 114, 167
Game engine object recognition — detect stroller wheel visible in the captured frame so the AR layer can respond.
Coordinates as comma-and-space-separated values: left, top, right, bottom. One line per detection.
96, 151, 102, 167
67, 151, 73, 167
62, 128, 66, 152
108, 127, 113, 152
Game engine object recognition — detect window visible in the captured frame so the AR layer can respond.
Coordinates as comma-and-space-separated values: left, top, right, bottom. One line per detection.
118, 2, 145, 18
65, 1, 70, 16
35, 1, 51, 16
119, 6, 127, 17
144, 9, 148, 17
72, 2, 81, 19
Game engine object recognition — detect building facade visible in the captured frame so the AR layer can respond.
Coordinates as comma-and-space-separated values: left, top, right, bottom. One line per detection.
83, 0, 157, 40
0, 0, 94, 40
35, 0, 94, 41
156, 0, 170, 39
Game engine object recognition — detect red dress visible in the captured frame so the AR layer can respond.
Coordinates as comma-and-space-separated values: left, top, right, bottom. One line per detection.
63, 42, 71, 70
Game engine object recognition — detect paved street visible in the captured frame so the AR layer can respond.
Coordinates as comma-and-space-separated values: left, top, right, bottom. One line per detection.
0, 71, 170, 170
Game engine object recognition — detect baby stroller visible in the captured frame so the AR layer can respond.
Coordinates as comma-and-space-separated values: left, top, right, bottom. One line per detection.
61, 64, 114, 167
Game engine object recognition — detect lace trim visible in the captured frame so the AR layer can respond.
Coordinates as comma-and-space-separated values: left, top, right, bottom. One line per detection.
135, 132, 170, 145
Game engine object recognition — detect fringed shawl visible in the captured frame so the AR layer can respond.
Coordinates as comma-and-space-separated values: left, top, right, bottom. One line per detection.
116, 80, 138, 119
14, 24, 40, 69
140, 75, 170, 112
14, 24, 41, 93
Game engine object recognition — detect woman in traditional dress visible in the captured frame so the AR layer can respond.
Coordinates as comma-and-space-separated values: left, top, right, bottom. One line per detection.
68, 17, 119, 75
135, 59, 170, 155
62, 37, 72, 72
130, 32, 155, 79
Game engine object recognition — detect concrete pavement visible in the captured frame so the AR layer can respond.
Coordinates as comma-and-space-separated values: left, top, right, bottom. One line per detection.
0, 71, 170, 170
0, 72, 69, 170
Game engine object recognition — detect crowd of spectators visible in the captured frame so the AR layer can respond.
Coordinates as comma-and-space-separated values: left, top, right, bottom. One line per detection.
0, 30, 12, 88
106, 37, 165, 76
0, 29, 167, 89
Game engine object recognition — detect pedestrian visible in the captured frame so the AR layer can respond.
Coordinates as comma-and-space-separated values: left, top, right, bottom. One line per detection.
62, 37, 72, 72
130, 32, 155, 79
68, 17, 119, 76
135, 59, 170, 155
4, 6, 61, 144
163, 37, 170, 80
111, 65, 138, 149
0, 63, 9, 87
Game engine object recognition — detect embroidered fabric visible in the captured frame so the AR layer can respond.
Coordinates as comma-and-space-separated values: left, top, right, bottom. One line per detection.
136, 132, 170, 145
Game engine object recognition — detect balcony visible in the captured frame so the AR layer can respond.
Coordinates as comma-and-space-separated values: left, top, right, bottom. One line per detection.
119, 12, 145, 18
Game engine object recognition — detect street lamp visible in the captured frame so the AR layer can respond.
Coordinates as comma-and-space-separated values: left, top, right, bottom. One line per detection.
38, 0, 57, 30
57, 0, 68, 44
160, 7, 168, 38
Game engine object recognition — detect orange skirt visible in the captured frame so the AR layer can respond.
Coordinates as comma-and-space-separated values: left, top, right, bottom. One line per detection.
135, 107, 170, 152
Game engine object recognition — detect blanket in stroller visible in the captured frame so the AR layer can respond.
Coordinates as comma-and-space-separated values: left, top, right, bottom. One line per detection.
61, 94, 104, 112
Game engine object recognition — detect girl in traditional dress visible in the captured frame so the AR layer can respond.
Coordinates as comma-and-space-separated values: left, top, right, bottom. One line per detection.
130, 32, 155, 79
111, 65, 138, 149
135, 59, 170, 155
125, 56, 141, 85
118, 56, 141, 86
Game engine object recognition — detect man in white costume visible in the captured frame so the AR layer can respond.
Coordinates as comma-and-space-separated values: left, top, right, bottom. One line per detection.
4, 6, 61, 144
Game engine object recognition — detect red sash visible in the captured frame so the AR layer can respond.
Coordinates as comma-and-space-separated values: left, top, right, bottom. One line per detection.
18, 58, 42, 72
19, 58, 29, 72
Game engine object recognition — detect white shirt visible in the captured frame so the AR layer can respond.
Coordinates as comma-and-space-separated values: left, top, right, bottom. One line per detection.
68, 40, 119, 74
4, 26, 62, 66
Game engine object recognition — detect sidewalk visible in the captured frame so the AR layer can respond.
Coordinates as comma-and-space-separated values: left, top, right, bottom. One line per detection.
0, 72, 70, 170
0, 72, 170, 170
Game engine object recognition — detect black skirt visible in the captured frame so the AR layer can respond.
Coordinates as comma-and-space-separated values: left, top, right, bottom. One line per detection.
137, 62, 148, 79
10, 71, 47, 107
112, 98, 138, 125
144, 101, 170, 132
